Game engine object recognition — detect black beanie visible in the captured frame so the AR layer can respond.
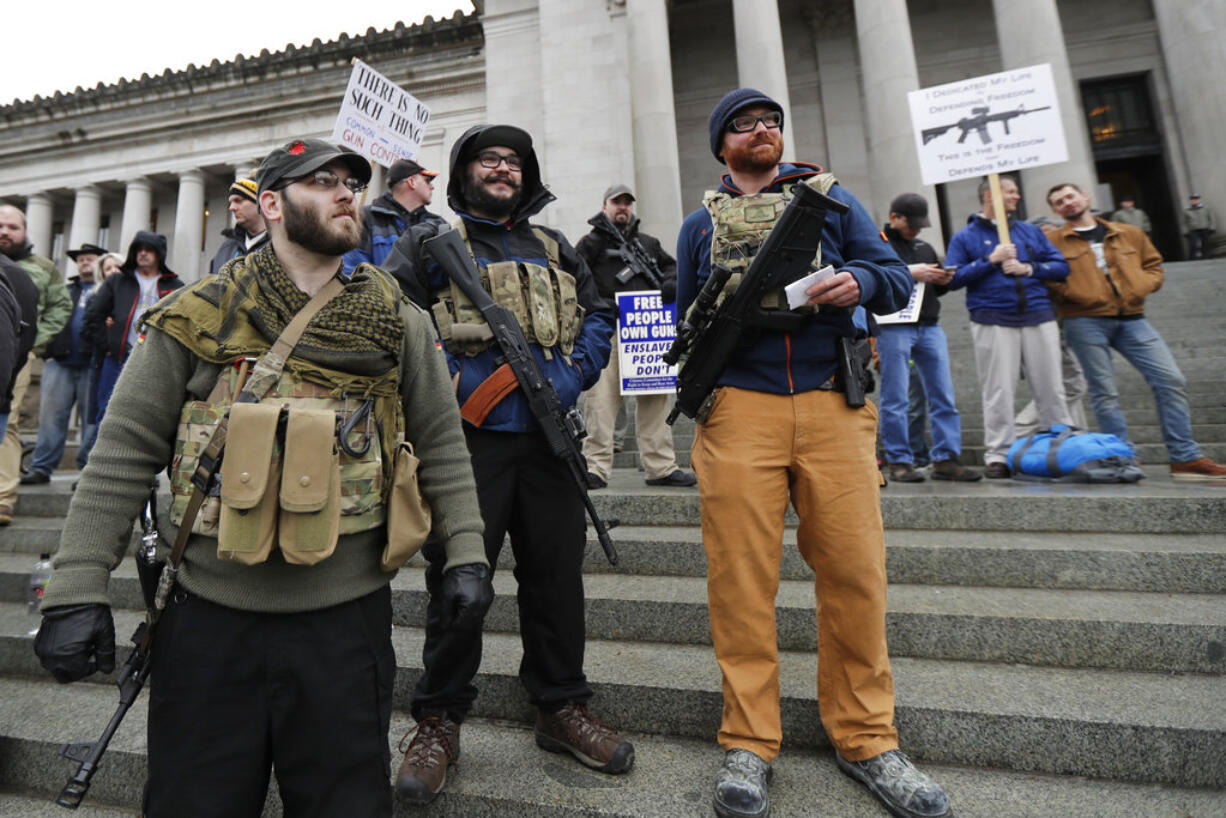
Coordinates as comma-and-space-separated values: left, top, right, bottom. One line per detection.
708, 88, 784, 164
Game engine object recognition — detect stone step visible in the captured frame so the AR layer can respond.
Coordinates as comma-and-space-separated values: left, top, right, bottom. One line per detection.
6, 560, 1218, 674
580, 527, 1226, 594
586, 471, 1226, 533
1, 611, 1222, 789
3, 677, 1222, 818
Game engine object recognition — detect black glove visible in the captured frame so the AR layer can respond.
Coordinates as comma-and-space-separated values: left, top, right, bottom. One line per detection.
439, 563, 493, 632
33, 603, 116, 684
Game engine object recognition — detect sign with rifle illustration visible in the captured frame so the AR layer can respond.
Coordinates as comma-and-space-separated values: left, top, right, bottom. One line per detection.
908, 63, 1067, 185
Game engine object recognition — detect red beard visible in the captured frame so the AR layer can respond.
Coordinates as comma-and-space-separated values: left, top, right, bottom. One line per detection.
723, 132, 783, 173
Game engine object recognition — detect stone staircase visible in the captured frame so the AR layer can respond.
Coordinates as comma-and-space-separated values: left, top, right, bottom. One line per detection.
0, 471, 1223, 815
0, 260, 1222, 815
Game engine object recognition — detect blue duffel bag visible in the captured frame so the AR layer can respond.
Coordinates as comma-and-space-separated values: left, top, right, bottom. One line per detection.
1007, 425, 1144, 483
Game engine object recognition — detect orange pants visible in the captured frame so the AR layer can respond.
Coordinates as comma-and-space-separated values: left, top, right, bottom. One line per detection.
692, 386, 899, 762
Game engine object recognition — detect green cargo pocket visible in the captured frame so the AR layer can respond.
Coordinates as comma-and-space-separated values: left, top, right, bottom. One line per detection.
278, 408, 341, 566
217, 403, 281, 565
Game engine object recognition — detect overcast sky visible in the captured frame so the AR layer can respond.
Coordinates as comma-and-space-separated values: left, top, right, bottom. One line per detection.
4, 2, 472, 104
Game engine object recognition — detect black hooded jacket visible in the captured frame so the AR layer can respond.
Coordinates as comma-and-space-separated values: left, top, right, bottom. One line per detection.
382, 124, 615, 434
0, 256, 39, 413
85, 231, 183, 361
576, 214, 678, 303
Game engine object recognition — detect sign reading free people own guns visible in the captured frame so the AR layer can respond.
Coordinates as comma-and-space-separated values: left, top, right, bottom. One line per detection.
908, 63, 1068, 185
617, 291, 678, 396
331, 59, 431, 168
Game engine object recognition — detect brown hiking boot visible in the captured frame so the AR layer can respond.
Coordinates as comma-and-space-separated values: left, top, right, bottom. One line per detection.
534, 702, 635, 774
1170, 457, 1226, 483
930, 457, 983, 482
395, 716, 460, 805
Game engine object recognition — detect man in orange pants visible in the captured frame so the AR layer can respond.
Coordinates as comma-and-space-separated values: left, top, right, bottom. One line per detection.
675, 87, 952, 818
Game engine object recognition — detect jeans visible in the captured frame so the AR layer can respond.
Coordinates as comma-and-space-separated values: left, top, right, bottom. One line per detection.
1062, 316, 1200, 463
877, 324, 963, 464
94, 355, 122, 426
29, 360, 96, 475
1187, 229, 1212, 260
907, 366, 931, 466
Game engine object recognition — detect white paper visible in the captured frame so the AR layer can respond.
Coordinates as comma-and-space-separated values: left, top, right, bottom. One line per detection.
875, 282, 926, 325
785, 265, 836, 310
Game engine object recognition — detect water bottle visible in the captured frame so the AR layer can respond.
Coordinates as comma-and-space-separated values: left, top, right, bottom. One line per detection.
28, 553, 53, 623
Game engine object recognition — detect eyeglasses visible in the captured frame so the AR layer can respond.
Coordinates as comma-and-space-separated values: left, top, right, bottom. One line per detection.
727, 111, 783, 133
283, 170, 367, 194
474, 151, 523, 171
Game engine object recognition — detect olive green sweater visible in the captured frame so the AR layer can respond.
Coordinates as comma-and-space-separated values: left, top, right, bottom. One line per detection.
42, 303, 486, 614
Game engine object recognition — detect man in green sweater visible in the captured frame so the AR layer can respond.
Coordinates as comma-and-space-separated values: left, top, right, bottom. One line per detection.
0, 204, 71, 524
33, 139, 491, 816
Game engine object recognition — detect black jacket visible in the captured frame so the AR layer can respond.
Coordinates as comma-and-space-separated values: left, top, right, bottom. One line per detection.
43, 276, 96, 362
0, 257, 39, 413
576, 215, 678, 303
86, 235, 183, 361
883, 224, 945, 325
208, 227, 269, 277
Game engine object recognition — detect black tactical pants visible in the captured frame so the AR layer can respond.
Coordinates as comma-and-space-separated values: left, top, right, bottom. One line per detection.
143, 586, 395, 817
412, 427, 592, 722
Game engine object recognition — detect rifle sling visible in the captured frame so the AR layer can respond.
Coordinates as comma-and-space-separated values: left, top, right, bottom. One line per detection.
460, 362, 519, 427
166, 275, 347, 572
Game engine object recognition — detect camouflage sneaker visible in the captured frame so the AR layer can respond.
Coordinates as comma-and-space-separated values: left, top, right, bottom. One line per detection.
395, 716, 460, 805
836, 749, 951, 818
534, 703, 634, 773
713, 748, 772, 818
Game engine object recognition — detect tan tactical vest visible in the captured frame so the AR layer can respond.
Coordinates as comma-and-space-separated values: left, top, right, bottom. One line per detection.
430, 220, 584, 361
701, 172, 838, 311
168, 363, 403, 540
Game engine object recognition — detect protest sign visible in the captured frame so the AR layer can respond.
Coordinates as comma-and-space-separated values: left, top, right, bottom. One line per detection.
616, 291, 677, 396
330, 59, 430, 168
908, 63, 1067, 186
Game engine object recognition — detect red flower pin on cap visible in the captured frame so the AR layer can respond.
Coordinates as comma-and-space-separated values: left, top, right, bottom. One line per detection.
288, 141, 307, 155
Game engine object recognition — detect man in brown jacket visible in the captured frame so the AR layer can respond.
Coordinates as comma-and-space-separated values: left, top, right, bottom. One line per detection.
1046, 183, 1225, 482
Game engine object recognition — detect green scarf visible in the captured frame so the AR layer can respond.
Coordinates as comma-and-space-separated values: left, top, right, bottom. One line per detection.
144, 244, 405, 397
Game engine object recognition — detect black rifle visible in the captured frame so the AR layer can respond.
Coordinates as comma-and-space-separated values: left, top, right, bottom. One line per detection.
588, 213, 664, 289
664, 182, 849, 424
423, 229, 619, 565
921, 105, 1051, 145
57, 488, 166, 809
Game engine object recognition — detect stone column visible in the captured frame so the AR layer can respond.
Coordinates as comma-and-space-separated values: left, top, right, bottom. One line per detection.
1152, 0, 1226, 222
853, 0, 944, 246
67, 186, 103, 275
730, 0, 797, 154
991, 0, 1098, 206
625, 0, 684, 243
24, 193, 54, 261
172, 170, 206, 282
808, 8, 873, 205
119, 177, 153, 252
365, 164, 386, 201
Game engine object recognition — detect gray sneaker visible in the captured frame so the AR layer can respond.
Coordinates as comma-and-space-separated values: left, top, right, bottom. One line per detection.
713, 748, 772, 818
836, 749, 951, 818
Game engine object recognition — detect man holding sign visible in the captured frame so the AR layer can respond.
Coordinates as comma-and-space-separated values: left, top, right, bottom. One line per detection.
877, 193, 981, 483
945, 176, 1072, 478
577, 185, 693, 489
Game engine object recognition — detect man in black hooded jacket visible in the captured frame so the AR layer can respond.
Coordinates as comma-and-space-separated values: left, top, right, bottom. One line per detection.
84, 231, 182, 424
383, 123, 630, 806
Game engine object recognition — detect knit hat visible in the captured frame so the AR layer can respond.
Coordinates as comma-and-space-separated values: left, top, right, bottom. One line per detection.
229, 178, 259, 204
708, 88, 784, 164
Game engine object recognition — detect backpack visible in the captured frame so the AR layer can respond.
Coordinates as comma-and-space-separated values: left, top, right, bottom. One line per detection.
1008, 425, 1144, 483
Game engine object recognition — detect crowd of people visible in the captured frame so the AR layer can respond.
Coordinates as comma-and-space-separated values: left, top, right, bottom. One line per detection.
7, 82, 1221, 818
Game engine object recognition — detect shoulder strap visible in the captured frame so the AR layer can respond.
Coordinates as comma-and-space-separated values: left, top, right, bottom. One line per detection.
166, 274, 347, 576
804, 172, 839, 196
530, 227, 561, 269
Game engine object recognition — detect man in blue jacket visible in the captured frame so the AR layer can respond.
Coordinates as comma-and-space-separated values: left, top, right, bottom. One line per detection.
343, 159, 442, 273
945, 177, 1072, 477
676, 88, 951, 818
383, 124, 630, 805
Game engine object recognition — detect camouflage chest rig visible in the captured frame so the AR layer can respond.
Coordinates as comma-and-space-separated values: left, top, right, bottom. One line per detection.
429, 219, 584, 363
701, 172, 839, 314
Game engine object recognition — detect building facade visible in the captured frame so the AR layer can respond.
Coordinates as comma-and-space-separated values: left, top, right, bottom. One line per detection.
1, 0, 1219, 282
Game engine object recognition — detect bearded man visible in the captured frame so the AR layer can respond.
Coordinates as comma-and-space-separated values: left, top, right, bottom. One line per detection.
34, 138, 488, 815
675, 88, 952, 818
383, 124, 629, 806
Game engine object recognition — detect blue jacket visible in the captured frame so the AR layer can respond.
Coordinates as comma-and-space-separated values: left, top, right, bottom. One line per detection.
945, 214, 1069, 326
382, 125, 614, 435
675, 163, 911, 395
342, 192, 443, 274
